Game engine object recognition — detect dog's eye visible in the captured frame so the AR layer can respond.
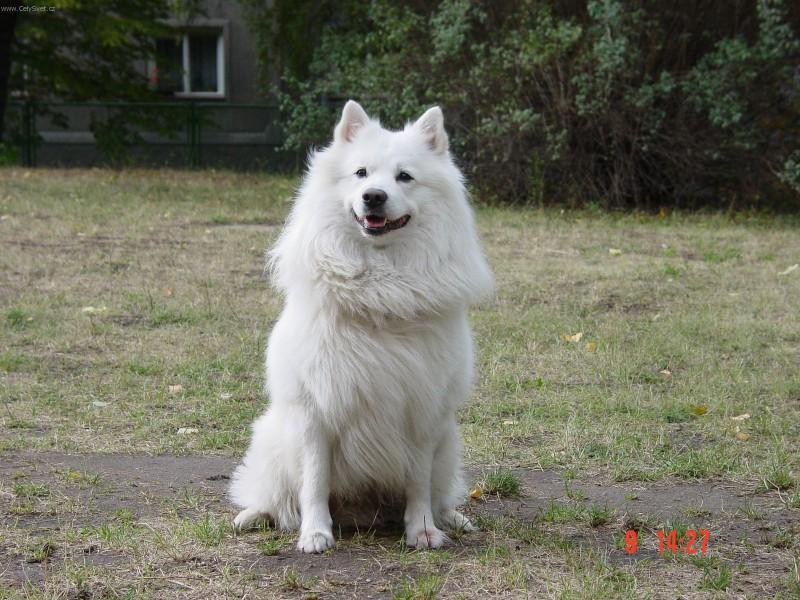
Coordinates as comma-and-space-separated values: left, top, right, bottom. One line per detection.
355, 168, 367, 178
396, 171, 413, 182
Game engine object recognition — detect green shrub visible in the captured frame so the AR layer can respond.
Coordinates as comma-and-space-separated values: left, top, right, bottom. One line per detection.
244, 0, 800, 210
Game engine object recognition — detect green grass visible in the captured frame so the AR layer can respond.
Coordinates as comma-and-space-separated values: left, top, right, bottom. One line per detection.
2, 168, 800, 599
585, 504, 613, 527
0, 169, 798, 482
13, 483, 50, 499
5, 308, 32, 330
700, 565, 733, 591
539, 502, 613, 528
394, 574, 444, 600
761, 465, 795, 491
258, 538, 282, 556
184, 514, 228, 547
480, 469, 523, 497
541, 502, 585, 524
24, 540, 56, 564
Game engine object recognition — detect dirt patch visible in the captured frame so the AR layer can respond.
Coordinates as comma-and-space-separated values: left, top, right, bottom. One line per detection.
1, 452, 797, 597
204, 219, 282, 231
499, 469, 797, 563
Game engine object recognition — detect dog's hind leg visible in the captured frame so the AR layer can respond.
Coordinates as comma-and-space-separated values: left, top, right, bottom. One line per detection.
233, 507, 269, 531
228, 409, 302, 532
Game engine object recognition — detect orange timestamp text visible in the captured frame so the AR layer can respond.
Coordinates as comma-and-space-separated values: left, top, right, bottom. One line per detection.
623, 528, 710, 555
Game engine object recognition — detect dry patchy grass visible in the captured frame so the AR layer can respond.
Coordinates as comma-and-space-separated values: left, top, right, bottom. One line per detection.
1, 168, 799, 598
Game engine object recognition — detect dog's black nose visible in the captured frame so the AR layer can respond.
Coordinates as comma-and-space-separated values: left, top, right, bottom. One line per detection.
362, 188, 387, 208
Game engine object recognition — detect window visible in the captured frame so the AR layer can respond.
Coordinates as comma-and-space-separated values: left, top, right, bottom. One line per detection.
150, 29, 226, 98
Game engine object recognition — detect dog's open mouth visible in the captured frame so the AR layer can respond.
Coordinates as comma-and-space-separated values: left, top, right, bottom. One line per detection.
353, 211, 411, 236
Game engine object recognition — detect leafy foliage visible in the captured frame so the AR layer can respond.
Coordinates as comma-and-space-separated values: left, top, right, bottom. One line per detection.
244, 0, 800, 209
10, 1, 171, 102
2, 1, 202, 159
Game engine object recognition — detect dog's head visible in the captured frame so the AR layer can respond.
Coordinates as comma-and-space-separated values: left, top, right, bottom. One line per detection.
273, 100, 494, 309
324, 100, 455, 244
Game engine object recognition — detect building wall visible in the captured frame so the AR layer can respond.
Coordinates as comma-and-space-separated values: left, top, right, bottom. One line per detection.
14, 1, 284, 169
184, 0, 261, 103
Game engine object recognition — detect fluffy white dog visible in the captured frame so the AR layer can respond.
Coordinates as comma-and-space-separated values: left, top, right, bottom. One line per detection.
229, 100, 494, 553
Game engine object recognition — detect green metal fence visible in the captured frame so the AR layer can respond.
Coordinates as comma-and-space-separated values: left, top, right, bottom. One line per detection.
5, 100, 295, 170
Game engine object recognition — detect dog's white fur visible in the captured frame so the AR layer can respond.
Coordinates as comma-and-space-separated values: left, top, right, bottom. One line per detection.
229, 101, 493, 553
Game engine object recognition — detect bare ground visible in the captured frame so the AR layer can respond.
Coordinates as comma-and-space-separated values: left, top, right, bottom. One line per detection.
1, 452, 797, 598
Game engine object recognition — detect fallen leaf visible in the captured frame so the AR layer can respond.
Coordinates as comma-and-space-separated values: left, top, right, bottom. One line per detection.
735, 431, 750, 441
778, 264, 798, 276
168, 384, 183, 394
81, 305, 108, 315
659, 369, 672, 376
92, 401, 109, 408
731, 413, 751, 421
177, 427, 198, 435
502, 419, 517, 426
562, 332, 584, 342
608, 248, 622, 256
219, 392, 233, 400
690, 404, 708, 416
469, 488, 482, 500
585, 341, 598, 353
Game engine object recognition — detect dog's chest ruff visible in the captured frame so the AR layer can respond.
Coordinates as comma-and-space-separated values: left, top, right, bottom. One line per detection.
304, 315, 452, 418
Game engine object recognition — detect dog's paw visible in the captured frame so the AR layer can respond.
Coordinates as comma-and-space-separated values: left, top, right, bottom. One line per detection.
406, 527, 448, 549
233, 507, 264, 532
443, 510, 477, 533
297, 529, 335, 554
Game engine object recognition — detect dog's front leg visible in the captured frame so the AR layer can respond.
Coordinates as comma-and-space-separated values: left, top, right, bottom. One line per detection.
297, 418, 335, 553
404, 441, 448, 549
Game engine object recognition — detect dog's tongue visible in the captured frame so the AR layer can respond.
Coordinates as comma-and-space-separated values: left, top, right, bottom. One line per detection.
365, 215, 387, 228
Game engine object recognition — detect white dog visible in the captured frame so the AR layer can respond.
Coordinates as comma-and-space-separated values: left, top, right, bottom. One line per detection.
229, 100, 493, 553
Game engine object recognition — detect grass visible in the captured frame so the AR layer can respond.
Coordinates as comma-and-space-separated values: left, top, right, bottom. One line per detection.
257, 538, 282, 556
1, 168, 800, 598
761, 465, 796, 491
0, 169, 798, 479
394, 574, 444, 600
700, 565, 733, 591
539, 502, 613, 528
183, 514, 228, 547
480, 469, 523, 497
738, 501, 765, 520
13, 483, 50, 499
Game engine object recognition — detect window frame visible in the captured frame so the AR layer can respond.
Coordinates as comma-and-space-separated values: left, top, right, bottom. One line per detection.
153, 19, 229, 100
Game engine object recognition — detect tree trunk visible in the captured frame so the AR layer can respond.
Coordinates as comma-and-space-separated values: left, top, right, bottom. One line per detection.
0, 6, 18, 142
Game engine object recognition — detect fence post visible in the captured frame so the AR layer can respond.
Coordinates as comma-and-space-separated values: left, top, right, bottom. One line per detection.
21, 100, 35, 167
186, 101, 201, 168
196, 104, 202, 168
30, 101, 37, 167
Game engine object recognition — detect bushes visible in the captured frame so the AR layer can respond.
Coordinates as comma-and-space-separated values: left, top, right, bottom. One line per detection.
245, 0, 800, 209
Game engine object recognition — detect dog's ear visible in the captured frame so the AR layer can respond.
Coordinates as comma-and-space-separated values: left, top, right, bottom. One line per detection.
414, 106, 448, 154
334, 100, 370, 144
